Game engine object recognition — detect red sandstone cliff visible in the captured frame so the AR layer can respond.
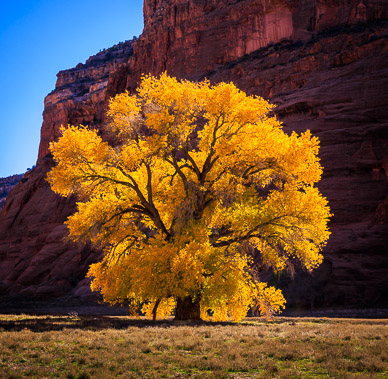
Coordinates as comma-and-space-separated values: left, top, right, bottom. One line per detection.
1, 0, 387, 308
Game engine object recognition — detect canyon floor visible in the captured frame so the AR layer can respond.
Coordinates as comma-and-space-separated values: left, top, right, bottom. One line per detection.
0, 315, 387, 378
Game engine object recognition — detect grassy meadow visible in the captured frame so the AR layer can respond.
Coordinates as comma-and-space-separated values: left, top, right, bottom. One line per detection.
0, 314, 387, 378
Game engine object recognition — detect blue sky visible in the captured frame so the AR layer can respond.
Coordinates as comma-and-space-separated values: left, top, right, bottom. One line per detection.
0, 0, 144, 177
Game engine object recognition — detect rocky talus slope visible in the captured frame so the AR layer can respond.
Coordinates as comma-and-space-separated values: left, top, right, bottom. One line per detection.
0, 0, 387, 308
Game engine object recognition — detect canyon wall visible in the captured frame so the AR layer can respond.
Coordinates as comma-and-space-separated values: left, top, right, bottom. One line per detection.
1, 0, 387, 308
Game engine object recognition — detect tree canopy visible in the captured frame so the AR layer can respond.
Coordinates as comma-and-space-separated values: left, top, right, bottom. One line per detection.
47, 73, 331, 321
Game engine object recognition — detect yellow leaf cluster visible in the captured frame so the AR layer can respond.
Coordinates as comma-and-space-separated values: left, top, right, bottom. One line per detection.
48, 73, 331, 321
253, 283, 286, 320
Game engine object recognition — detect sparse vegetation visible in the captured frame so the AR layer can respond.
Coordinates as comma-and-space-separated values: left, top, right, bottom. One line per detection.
0, 315, 386, 378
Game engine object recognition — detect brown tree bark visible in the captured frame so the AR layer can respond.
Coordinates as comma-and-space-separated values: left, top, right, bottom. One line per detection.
174, 296, 201, 320
152, 298, 161, 321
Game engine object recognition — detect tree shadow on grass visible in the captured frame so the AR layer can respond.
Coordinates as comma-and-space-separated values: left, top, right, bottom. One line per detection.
0, 315, 243, 332
1, 315, 385, 332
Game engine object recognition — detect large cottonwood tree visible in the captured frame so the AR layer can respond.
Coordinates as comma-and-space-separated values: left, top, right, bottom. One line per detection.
48, 73, 331, 321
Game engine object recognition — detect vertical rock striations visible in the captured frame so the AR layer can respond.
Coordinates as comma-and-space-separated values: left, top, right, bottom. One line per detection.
136, 0, 387, 78
0, 0, 387, 308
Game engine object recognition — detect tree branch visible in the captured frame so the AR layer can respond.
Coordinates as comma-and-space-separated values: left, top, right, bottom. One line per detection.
211, 215, 286, 247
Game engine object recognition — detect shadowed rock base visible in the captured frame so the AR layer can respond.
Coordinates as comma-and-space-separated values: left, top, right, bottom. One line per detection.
174, 297, 201, 321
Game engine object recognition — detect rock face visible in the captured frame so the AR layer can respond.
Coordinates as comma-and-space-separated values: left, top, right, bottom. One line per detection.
38, 40, 134, 161
137, 0, 387, 78
0, 161, 92, 298
0, 0, 387, 308
0, 174, 24, 211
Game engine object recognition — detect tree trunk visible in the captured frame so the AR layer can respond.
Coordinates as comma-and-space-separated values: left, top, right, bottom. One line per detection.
174, 296, 201, 320
152, 298, 161, 321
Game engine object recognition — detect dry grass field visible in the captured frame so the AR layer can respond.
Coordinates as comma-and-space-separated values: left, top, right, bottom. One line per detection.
0, 315, 387, 378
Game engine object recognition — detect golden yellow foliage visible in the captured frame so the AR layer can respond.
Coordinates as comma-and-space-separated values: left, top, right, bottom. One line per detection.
47, 73, 331, 321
